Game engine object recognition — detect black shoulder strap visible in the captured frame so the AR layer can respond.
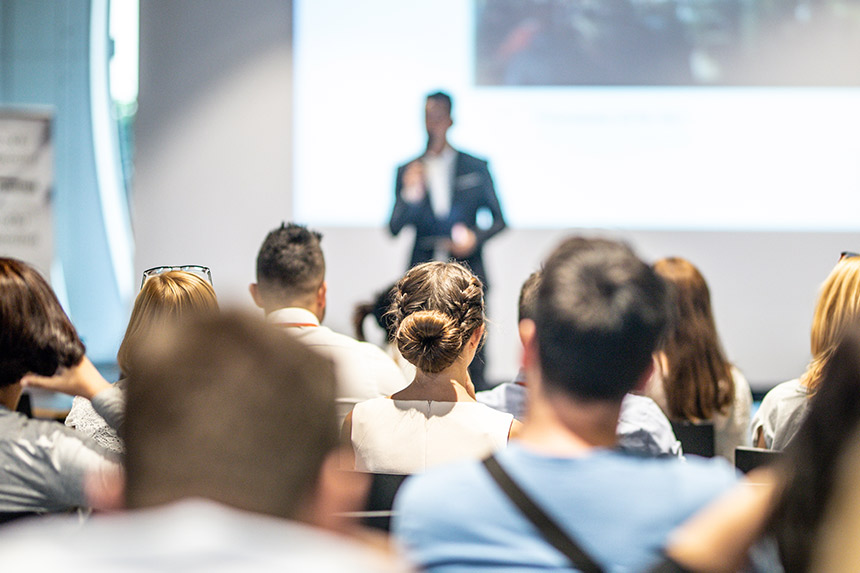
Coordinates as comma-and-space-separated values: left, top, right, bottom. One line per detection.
482, 455, 605, 573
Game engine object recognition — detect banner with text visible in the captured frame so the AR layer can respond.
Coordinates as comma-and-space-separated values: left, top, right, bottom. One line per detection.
0, 110, 54, 276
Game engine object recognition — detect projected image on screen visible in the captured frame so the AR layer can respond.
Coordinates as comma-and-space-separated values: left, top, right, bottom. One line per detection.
475, 0, 860, 86
294, 0, 860, 231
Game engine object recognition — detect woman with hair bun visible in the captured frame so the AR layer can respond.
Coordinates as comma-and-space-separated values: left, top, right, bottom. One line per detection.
343, 262, 520, 474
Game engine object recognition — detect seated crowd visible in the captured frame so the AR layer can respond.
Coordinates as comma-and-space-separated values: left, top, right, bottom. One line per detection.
2, 224, 860, 571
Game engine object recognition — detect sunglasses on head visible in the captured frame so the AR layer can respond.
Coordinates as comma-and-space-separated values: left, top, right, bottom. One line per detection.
140, 265, 213, 289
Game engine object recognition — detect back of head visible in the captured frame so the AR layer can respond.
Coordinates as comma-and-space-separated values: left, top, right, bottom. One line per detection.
518, 269, 542, 323
123, 311, 339, 521
389, 262, 484, 373
770, 324, 860, 572
0, 258, 85, 388
805, 256, 860, 392
536, 237, 670, 401
653, 257, 733, 420
117, 270, 219, 378
255, 222, 325, 307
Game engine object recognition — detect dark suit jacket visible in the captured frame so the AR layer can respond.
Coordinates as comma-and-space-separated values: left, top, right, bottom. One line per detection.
388, 150, 506, 288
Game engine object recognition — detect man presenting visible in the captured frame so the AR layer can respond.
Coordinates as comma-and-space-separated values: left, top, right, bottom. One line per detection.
389, 91, 506, 290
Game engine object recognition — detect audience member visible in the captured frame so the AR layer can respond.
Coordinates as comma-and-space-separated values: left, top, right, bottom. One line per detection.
65, 269, 218, 453
0, 258, 120, 517
392, 237, 737, 571
661, 324, 860, 572
1, 312, 407, 571
343, 261, 520, 474
645, 257, 752, 462
250, 223, 408, 425
478, 269, 681, 457
752, 253, 860, 449
765, 323, 860, 571
352, 283, 416, 381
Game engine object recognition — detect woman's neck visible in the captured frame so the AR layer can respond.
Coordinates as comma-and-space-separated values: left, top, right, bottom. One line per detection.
392, 359, 476, 402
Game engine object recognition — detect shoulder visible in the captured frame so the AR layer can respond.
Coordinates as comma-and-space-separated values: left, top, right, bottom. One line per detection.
392, 457, 489, 526
352, 397, 393, 416
757, 379, 806, 412
396, 155, 423, 171
624, 454, 739, 510
0, 500, 406, 572
455, 150, 489, 169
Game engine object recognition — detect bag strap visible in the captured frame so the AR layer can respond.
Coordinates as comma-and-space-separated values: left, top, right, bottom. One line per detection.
482, 455, 605, 573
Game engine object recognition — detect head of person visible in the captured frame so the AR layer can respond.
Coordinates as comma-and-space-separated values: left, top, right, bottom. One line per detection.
425, 91, 453, 144
0, 258, 85, 391
770, 322, 860, 572
652, 257, 733, 420
250, 222, 326, 318
122, 311, 340, 522
803, 254, 860, 392
117, 270, 219, 379
530, 237, 670, 402
353, 283, 397, 343
517, 269, 542, 344
388, 261, 484, 374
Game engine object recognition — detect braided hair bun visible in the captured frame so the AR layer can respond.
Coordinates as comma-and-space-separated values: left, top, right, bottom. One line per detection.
389, 262, 484, 373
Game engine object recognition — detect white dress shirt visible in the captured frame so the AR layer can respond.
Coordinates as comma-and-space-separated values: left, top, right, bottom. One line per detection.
267, 307, 409, 426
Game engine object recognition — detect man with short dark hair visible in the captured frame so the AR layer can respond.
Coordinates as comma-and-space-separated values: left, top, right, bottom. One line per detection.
250, 223, 407, 425
478, 268, 682, 457
0, 313, 406, 571
393, 237, 737, 571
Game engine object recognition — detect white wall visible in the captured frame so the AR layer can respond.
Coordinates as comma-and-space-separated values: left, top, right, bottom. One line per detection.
135, 0, 292, 310
135, 1, 860, 391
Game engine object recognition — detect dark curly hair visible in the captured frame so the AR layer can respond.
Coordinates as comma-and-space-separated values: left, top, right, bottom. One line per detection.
388, 262, 484, 373
255, 223, 325, 301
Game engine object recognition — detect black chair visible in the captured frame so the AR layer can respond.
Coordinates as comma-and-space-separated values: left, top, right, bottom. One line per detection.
735, 446, 782, 474
361, 472, 410, 532
670, 420, 716, 458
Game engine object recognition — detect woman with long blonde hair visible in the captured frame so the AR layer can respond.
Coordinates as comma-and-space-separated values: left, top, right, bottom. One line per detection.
65, 269, 218, 452
752, 253, 860, 449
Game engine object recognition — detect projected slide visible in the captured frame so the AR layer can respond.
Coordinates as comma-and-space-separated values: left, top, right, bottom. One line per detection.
476, 0, 860, 86
293, 0, 860, 231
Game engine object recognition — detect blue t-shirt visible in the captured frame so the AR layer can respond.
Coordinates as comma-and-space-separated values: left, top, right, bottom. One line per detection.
393, 442, 737, 572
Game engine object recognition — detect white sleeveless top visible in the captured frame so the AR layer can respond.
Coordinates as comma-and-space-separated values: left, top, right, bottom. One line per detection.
351, 398, 514, 474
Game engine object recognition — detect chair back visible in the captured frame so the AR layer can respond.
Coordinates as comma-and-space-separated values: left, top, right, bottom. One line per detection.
735, 446, 782, 474
670, 420, 716, 458
362, 472, 410, 531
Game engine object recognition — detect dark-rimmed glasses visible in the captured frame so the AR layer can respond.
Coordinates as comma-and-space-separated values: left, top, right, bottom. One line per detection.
141, 265, 213, 289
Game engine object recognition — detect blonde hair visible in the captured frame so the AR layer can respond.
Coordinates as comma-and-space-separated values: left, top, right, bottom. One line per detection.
803, 257, 860, 392
117, 271, 218, 378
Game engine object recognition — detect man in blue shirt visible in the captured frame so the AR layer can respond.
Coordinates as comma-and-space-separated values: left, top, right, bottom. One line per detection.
393, 237, 738, 571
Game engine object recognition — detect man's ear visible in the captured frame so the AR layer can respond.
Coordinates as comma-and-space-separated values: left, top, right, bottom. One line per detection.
520, 319, 538, 370
249, 283, 264, 309
317, 281, 327, 312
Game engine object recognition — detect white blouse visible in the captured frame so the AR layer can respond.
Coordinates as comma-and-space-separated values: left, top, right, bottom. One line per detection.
350, 398, 513, 474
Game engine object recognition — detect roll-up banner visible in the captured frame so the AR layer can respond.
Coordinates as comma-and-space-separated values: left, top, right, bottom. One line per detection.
0, 109, 54, 275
